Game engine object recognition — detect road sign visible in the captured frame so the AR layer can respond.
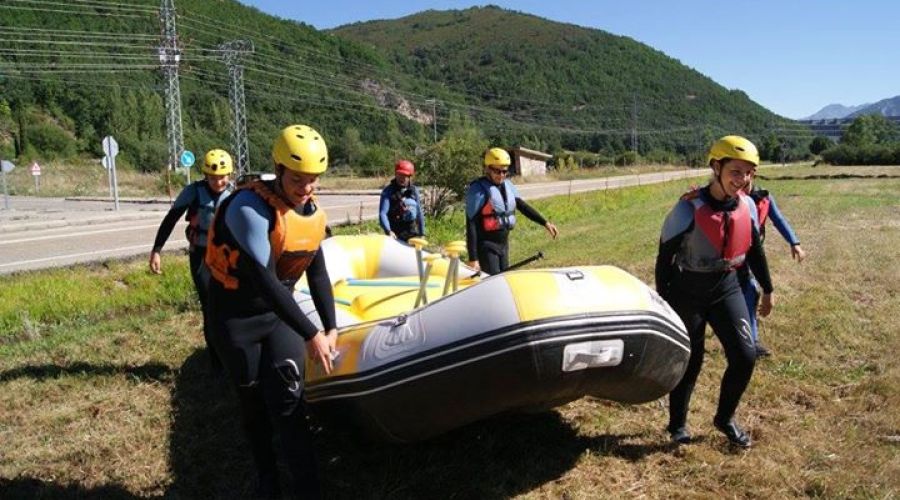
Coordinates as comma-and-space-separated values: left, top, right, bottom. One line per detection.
102, 136, 119, 159
180, 150, 195, 168
102, 156, 111, 171
30, 162, 42, 176
0, 160, 14, 173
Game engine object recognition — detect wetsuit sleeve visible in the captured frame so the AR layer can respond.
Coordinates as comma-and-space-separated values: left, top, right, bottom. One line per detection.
515, 197, 548, 226
654, 200, 694, 299
767, 194, 800, 246
465, 183, 485, 260
151, 184, 195, 252
225, 193, 321, 340
306, 248, 337, 331
415, 186, 425, 236
746, 227, 774, 294
378, 186, 392, 234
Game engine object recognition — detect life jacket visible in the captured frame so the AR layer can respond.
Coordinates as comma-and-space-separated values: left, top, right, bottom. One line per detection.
184, 181, 232, 248
387, 183, 420, 229
748, 188, 771, 239
675, 189, 754, 272
476, 178, 517, 232
206, 180, 327, 290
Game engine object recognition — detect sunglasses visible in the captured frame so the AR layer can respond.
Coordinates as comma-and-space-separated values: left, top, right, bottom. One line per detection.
488, 167, 509, 175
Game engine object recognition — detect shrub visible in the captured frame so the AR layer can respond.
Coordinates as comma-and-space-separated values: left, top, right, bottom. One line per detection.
24, 122, 76, 159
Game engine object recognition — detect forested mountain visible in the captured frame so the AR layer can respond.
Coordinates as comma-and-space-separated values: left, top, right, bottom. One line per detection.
0, 0, 440, 171
0, 1, 806, 172
332, 6, 805, 161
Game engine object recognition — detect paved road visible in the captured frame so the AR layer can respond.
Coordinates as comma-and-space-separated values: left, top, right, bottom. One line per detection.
0, 169, 705, 275
0, 193, 381, 275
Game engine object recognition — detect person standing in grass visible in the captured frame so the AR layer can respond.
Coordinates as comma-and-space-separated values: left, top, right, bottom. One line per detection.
739, 172, 806, 357
655, 135, 774, 448
465, 147, 558, 274
149, 148, 234, 371
379, 159, 425, 242
205, 124, 337, 499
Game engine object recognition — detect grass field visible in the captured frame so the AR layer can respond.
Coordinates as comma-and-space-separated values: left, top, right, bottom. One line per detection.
1, 157, 781, 198
1, 167, 898, 498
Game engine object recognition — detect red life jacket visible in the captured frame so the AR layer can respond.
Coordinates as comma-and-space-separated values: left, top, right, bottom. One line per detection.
476, 178, 517, 232
676, 189, 754, 271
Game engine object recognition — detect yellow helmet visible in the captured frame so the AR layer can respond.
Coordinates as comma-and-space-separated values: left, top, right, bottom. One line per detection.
483, 147, 511, 168
202, 149, 234, 175
272, 124, 328, 175
707, 135, 759, 167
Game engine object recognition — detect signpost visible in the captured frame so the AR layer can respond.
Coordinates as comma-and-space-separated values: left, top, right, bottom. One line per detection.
30, 162, 41, 193
102, 156, 113, 197
1, 159, 14, 210
102, 136, 120, 211
180, 150, 195, 183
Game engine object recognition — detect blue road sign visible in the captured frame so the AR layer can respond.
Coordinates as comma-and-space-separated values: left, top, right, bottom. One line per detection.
180, 150, 195, 168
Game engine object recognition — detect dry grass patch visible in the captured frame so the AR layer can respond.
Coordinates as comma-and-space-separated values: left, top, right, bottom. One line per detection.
0, 169, 898, 498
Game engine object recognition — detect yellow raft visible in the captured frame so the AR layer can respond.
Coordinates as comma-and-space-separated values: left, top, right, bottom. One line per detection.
295, 234, 689, 443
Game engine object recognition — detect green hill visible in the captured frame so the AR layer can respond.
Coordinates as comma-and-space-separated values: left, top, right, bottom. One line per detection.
332, 6, 803, 160
0, 1, 807, 174
0, 0, 441, 172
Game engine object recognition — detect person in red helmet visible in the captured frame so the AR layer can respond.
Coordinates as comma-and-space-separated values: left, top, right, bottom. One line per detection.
378, 159, 425, 242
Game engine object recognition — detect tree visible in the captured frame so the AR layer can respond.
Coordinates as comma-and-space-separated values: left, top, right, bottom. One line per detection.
842, 115, 899, 147
415, 111, 487, 218
809, 135, 832, 155
339, 127, 365, 169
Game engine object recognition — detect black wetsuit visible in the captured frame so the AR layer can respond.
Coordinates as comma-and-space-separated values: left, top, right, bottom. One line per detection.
152, 180, 232, 370
206, 186, 336, 498
656, 187, 773, 433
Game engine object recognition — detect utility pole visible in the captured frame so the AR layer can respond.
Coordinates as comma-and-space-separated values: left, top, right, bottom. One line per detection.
219, 40, 254, 176
425, 98, 437, 142
159, 0, 185, 182
631, 93, 639, 157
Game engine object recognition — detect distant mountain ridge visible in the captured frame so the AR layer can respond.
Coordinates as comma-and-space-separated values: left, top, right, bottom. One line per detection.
803, 103, 870, 120
805, 96, 900, 120
848, 95, 900, 118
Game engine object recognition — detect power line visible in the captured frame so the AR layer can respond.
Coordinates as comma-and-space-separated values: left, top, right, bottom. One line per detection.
0, 3, 152, 18
0, 26, 159, 39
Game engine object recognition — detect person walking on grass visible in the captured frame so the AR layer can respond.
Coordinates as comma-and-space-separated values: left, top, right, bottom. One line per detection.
149, 148, 234, 371
739, 171, 806, 357
205, 124, 337, 499
465, 147, 558, 274
655, 135, 775, 448
379, 159, 425, 242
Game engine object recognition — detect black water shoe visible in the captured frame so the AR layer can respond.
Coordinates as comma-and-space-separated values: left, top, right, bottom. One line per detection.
666, 425, 691, 444
714, 419, 752, 448
669, 427, 692, 444
755, 344, 772, 358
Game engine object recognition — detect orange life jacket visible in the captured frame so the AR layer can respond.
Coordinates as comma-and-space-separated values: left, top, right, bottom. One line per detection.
206, 181, 327, 290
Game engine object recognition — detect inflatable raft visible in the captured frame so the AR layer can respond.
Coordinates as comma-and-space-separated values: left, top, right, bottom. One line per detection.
295, 234, 689, 443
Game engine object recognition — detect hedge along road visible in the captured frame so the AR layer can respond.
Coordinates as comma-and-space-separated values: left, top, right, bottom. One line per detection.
0, 168, 706, 275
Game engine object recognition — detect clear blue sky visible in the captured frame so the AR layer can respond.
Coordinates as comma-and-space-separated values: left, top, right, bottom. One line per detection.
239, 0, 899, 119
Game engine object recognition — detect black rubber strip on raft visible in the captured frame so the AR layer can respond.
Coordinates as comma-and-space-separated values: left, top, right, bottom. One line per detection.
306, 312, 688, 401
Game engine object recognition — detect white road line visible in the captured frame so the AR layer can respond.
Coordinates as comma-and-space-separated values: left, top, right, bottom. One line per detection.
0, 240, 187, 268
0, 223, 164, 245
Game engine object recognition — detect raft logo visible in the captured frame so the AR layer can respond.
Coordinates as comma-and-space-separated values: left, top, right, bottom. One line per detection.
364, 321, 426, 362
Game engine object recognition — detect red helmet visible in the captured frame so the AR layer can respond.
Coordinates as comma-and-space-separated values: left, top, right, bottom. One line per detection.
395, 159, 415, 176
